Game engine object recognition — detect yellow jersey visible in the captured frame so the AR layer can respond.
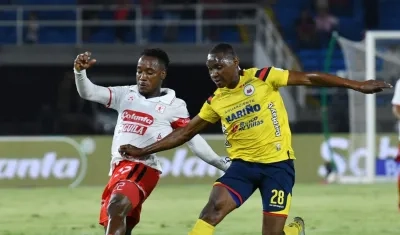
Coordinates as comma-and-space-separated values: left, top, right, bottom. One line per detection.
198, 67, 295, 164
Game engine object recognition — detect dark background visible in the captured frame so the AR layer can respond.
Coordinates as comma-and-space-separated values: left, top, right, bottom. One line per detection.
3, 63, 347, 136
0, 64, 249, 135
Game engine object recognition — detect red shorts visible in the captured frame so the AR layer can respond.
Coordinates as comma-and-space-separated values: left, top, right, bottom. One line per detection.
99, 160, 160, 228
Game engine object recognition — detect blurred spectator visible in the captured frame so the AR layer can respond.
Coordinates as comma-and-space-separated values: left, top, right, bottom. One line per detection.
79, 0, 100, 42
295, 10, 320, 49
114, 0, 131, 42
315, 6, 338, 45
201, 0, 224, 42
162, 0, 182, 42
140, 0, 155, 43
315, 0, 329, 9
79, 0, 110, 42
25, 12, 39, 44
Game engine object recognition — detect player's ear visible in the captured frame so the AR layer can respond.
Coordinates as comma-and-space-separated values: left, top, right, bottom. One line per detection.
234, 57, 240, 67
160, 70, 166, 80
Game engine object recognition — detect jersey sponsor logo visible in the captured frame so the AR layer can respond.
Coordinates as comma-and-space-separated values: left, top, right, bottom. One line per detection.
232, 116, 264, 133
122, 110, 154, 126
225, 104, 261, 123
222, 124, 231, 148
243, 84, 255, 96
224, 99, 255, 114
121, 124, 148, 135
268, 102, 281, 137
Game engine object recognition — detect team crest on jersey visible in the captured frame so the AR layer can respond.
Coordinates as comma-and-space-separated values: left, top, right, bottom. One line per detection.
155, 104, 166, 113
243, 84, 255, 96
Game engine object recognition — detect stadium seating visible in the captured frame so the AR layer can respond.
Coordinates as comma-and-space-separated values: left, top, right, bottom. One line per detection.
1, 0, 399, 73
272, 0, 366, 72
276, 0, 400, 72
0, 0, 243, 44
378, 0, 400, 30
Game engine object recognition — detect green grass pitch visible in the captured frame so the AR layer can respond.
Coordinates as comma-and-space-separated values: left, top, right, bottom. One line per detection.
1, 183, 399, 235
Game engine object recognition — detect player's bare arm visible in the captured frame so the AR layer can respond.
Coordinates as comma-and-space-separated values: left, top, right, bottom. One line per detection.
119, 115, 210, 158
286, 70, 392, 94
74, 51, 111, 104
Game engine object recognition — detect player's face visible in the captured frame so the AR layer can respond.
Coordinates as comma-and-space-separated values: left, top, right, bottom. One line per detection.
136, 56, 166, 97
206, 53, 238, 88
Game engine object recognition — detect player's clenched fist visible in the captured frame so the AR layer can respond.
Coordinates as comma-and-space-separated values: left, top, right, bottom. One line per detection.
74, 51, 97, 72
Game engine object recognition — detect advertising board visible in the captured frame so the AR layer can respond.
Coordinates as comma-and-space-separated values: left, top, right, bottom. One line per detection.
0, 134, 398, 188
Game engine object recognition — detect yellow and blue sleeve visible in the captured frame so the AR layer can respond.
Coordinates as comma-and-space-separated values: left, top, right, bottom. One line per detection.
198, 94, 220, 124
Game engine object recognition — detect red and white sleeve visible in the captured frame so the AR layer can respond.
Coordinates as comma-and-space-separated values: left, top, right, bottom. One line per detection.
170, 102, 191, 129
105, 86, 130, 110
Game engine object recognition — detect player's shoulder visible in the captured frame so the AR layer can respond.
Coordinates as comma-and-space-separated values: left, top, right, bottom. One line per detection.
110, 85, 132, 89
109, 85, 135, 92
160, 88, 187, 108
163, 92, 189, 116
242, 67, 259, 78
205, 88, 224, 105
242, 67, 270, 81
170, 97, 187, 107
243, 66, 285, 81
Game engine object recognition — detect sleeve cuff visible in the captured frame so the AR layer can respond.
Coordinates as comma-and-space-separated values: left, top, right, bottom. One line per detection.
74, 68, 87, 80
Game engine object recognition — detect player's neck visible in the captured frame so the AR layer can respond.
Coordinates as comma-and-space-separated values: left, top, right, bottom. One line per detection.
140, 89, 161, 99
226, 75, 240, 89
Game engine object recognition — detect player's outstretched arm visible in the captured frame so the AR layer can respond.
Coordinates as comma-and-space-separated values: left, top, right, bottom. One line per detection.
74, 52, 111, 105
187, 135, 231, 171
119, 115, 210, 158
286, 70, 392, 94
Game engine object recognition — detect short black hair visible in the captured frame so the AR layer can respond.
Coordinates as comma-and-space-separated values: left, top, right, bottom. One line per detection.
209, 43, 237, 58
141, 48, 170, 69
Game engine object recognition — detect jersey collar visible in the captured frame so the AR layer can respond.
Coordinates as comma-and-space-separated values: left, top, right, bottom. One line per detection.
220, 71, 246, 92
130, 85, 176, 105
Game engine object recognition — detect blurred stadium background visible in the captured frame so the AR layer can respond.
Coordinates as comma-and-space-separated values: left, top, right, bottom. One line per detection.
1, 0, 400, 234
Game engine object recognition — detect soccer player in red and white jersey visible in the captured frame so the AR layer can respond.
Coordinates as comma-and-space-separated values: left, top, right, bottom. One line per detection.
74, 49, 231, 235
391, 78, 400, 210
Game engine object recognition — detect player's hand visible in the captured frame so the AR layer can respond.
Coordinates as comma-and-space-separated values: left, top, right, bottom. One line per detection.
354, 80, 392, 94
220, 157, 232, 171
74, 51, 97, 72
118, 144, 145, 159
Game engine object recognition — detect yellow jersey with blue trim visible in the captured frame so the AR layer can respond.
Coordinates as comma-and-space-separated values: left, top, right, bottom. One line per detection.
198, 67, 295, 164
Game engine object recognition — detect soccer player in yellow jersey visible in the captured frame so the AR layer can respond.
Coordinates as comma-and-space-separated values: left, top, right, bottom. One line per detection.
119, 43, 391, 235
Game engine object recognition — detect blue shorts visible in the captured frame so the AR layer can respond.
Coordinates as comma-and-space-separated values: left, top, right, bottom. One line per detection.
214, 159, 295, 216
